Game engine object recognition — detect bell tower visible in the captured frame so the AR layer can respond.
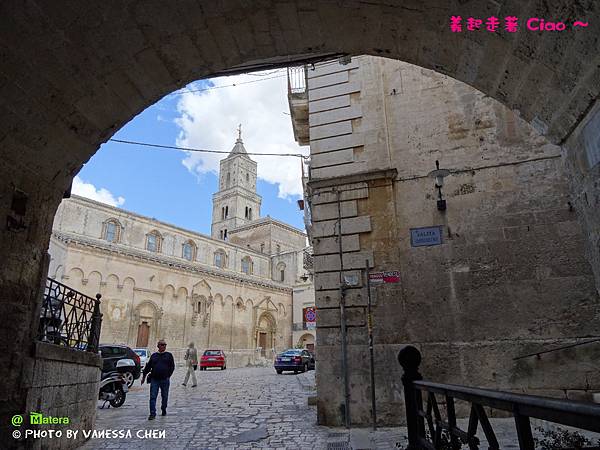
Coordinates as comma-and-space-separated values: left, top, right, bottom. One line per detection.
211, 126, 262, 240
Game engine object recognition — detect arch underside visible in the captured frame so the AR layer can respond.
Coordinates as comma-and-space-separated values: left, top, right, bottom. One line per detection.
1, 1, 598, 193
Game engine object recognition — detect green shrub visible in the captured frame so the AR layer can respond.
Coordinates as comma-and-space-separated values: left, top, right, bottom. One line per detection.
534, 426, 596, 450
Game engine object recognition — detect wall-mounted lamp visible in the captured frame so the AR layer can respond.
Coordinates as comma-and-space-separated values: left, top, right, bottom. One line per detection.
428, 160, 450, 212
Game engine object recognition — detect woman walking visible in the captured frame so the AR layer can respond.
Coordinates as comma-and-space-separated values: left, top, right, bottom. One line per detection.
182, 342, 198, 387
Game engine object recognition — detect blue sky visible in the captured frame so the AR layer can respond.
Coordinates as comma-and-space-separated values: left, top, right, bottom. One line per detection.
75, 73, 308, 235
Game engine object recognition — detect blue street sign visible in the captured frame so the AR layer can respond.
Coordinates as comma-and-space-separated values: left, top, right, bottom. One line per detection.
410, 226, 443, 247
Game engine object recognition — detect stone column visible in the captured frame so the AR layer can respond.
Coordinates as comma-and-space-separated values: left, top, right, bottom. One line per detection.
0, 165, 67, 441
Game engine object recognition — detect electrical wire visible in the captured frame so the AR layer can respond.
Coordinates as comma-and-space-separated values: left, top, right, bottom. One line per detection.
167, 57, 348, 97
168, 73, 286, 96
108, 138, 308, 159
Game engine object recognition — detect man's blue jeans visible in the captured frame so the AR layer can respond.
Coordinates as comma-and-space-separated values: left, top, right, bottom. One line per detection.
149, 378, 170, 416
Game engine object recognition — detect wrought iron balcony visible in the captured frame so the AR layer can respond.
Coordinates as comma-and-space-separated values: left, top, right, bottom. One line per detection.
287, 65, 309, 145
287, 65, 307, 94
38, 278, 102, 352
303, 247, 313, 271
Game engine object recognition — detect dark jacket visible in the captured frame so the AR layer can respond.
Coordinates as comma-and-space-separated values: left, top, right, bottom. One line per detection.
143, 351, 175, 381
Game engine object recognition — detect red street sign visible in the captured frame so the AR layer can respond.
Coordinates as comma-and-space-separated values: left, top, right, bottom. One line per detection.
304, 307, 317, 322
369, 271, 400, 285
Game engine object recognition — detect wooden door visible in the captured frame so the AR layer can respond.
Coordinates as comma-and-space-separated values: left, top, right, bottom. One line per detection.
136, 321, 149, 347
259, 332, 267, 357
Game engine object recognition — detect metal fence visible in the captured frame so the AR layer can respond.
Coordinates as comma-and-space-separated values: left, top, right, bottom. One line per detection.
38, 278, 102, 352
398, 345, 600, 450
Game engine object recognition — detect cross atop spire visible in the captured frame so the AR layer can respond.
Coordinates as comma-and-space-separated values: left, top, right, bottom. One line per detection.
228, 124, 249, 157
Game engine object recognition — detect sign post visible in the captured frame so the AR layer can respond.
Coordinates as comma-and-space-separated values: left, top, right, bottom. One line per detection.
304, 307, 316, 330
365, 260, 377, 430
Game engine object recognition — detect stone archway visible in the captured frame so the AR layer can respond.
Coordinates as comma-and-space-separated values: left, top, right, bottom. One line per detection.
130, 301, 162, 349
298, 333, 315, 352
2, 1, 600, 435
255, 312, 276, 358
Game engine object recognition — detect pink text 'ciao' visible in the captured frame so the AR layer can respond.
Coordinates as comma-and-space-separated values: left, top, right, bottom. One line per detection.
450, 16, 589, 32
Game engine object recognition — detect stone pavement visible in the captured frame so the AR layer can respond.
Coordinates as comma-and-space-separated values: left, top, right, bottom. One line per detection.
80, 366, 598, 449
81, 366, 407, 449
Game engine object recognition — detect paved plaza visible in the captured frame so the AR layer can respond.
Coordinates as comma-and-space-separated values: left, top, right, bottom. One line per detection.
82, 366, 406, 449
81, 366, 598, 449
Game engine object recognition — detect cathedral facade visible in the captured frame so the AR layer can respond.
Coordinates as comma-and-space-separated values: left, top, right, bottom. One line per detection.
47, 136, 314, 365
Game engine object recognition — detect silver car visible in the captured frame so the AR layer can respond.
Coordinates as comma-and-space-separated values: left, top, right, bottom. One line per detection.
133, 348, 149, 368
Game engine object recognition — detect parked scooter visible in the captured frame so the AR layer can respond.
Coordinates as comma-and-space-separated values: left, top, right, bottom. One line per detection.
98, 358, 134, 408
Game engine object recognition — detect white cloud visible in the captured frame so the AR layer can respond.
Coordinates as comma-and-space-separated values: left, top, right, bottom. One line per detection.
174, 71, 309, 199
72, 176, 125, 207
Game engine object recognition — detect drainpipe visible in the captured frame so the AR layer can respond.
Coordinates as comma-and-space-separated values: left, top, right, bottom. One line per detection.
337, 189, 351, 427
366, 261, 377, 430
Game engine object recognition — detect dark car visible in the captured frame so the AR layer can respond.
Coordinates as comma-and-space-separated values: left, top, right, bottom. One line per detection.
274, 349, 312, 374
307, 350, 316, 370
99, 344, 141, 387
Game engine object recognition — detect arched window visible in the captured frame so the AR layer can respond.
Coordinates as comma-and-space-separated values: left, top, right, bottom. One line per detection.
103, 218, 122, 243
245, 206, 248, 219
276, 262, 286, 282
214, 250, 227, 268
221, 207, 225, 220
223, 229, 228, 241
249, 208, 252, 220
225, 206, 228, 218
241, 256, 253, 275
146, 230, 162, 253
182, 240, 196, 261
260, 243, 265, 253
226, 172, 231, 188
276, 244, 281, 254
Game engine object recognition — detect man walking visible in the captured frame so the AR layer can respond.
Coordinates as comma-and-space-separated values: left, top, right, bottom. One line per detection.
182, 342, 198, 387
141, 339, 175, 420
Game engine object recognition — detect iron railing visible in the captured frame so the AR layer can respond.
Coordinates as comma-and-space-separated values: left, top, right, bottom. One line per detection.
398, 345, 600, 450
38, 278, 102, 353
287, 65, 307, 95
303, 247, 313, 271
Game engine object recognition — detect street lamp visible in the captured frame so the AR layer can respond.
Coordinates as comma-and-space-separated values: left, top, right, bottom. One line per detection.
428, 160, 450, 212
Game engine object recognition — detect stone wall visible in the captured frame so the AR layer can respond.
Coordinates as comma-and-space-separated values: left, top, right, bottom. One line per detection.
53, 196, 272, 278
23, 342, 101, 449
229, 218, 308, 256
306, 57, 600, 426
0, 168, 65, 446
48, 238, 293, 354
563, 101, 600, 296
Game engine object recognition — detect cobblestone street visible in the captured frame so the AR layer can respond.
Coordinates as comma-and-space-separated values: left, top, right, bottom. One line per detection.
81, 366, 598, 449
82, 366, 406, 449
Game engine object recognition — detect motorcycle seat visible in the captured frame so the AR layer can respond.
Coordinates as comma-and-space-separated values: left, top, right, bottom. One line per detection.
101, 371, 119, 380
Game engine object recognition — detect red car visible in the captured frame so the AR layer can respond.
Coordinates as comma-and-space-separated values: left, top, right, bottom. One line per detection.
200, 349, 227, 370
